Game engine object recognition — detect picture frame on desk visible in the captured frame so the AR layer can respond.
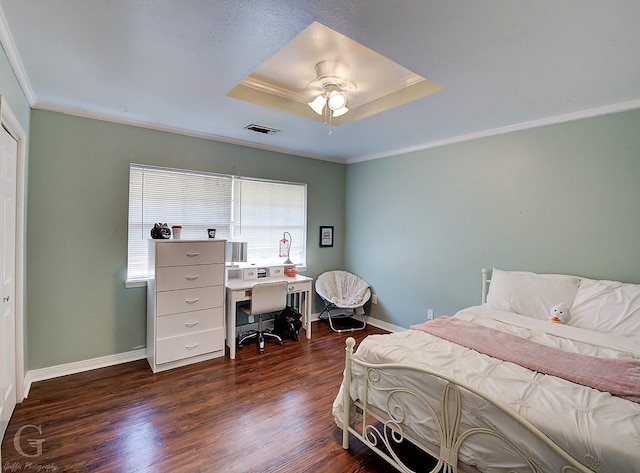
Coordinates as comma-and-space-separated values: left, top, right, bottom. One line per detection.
319, 226, 334, 247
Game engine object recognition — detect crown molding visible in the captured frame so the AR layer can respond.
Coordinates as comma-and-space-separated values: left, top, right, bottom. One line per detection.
240, 75, 308, 103
0, 6, 36, 105
34, 96, 640, 167
34, 100, 347, 164
347, 98, 640, 164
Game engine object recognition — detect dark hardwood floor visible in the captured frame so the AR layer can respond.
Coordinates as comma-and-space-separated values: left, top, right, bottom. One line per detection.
2, 321, 402, 473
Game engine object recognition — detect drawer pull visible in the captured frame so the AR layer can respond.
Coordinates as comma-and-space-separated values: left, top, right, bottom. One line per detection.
184, 321, 199, 328
185, 343, 200, 350
185, 298, 200, 304
185, 252, 201, 257
185, 275, 200, 281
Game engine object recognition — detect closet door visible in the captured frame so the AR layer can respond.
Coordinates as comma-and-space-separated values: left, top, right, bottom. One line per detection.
0, 124, 17, 441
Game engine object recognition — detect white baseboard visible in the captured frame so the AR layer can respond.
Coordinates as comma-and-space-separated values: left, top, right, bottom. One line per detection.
22, 315, 403, 399
23, 348, 147, 399
310, 312, 405, 333
365, 316, 406, 333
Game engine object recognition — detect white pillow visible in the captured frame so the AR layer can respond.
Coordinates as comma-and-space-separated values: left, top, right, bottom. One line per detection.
487, 268, 580, 321
570, 278, 640, 338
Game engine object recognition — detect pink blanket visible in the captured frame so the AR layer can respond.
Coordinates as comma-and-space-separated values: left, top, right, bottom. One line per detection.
411, 317, 640, 403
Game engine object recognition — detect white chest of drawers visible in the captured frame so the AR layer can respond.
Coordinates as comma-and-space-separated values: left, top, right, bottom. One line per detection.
147, 239, 226, 372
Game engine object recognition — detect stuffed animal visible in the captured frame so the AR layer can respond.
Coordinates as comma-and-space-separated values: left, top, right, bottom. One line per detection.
549, 303, 569, 324
150, 223, 171, 239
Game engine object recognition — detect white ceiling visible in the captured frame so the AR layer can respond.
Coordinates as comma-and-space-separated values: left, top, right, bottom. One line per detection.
1, 1, 639, 163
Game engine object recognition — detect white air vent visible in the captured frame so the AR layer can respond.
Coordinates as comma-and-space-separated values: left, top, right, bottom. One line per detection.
244, 124, 280, 134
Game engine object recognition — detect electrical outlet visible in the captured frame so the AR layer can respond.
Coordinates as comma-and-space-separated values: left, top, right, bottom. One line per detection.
248, 315, 255, 324
372, 294, 378, 304
427, 309, 434, 320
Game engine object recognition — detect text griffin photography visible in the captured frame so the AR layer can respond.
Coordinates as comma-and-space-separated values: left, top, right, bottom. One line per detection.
2, 424, 59, 472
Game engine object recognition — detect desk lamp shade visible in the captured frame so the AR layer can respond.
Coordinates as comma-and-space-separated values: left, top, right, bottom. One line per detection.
279, 232, 293, 264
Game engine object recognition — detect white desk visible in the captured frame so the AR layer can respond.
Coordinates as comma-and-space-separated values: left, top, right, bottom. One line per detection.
225, 275, 313, 359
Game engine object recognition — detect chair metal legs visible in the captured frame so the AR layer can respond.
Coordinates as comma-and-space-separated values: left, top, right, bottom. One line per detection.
318, 302, 367, 333
237, 313, 283, 354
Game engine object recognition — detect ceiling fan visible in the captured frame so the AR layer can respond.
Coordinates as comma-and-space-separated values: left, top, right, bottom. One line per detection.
307, 60, 356, 119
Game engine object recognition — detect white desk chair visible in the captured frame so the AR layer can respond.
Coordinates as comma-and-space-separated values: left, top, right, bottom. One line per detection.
237, 281, 288, 354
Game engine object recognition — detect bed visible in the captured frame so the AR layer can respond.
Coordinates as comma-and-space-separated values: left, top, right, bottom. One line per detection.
332, 268, 640, 472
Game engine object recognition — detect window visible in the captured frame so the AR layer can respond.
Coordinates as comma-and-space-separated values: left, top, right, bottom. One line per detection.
127, 164, 307, 282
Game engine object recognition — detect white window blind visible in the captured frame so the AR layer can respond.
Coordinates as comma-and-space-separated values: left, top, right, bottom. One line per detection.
127, 164, 307, 281
233, 178, 306, 264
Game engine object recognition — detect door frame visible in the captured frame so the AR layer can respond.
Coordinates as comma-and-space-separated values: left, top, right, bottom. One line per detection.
0, 96, 27, 403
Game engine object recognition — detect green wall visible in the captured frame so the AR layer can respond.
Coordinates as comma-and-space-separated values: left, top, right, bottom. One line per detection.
26, 110, 345, 369
345, 109, 640, 328
23, 107, 640, 368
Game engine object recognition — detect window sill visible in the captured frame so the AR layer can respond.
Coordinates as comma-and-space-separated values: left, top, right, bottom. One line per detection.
125, 279, 148, 288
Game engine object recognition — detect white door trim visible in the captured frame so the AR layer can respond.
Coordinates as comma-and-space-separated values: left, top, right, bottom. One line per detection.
0, 96, 27, 402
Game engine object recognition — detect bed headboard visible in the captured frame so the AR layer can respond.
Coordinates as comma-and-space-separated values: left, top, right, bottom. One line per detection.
481, 267, 491, 304
479, 267, 640, 341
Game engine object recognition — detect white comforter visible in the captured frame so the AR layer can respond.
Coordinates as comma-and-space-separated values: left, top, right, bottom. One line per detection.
332, 305, 640, 472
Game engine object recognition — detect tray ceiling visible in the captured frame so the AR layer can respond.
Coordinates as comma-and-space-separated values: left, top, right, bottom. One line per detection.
1, 1, 639, 163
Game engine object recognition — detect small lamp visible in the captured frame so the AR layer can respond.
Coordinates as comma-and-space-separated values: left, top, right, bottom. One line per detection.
279, 232, 293, 264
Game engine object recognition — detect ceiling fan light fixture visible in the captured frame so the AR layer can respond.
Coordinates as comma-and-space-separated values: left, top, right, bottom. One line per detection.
307, 60, 355, 120
308, 95, 326, 115
331, 105, 349, 118
327, 90, 346, 110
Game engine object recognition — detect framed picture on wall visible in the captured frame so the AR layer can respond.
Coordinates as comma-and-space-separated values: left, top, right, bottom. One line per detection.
319, 226, 334, 247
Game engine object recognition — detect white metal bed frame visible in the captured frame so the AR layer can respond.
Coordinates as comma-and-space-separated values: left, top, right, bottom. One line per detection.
481, 267, 491, 304
339, 268, 596, 473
